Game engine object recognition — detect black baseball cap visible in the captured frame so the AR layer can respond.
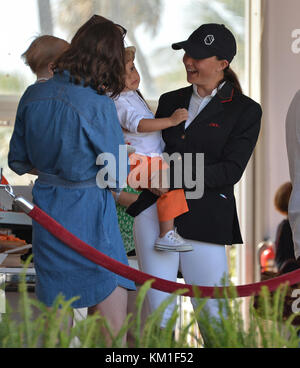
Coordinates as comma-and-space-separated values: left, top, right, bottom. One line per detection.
172, 23, 237, 63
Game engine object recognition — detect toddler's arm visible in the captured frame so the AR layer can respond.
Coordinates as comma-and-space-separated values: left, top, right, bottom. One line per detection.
137, 108, 188, 133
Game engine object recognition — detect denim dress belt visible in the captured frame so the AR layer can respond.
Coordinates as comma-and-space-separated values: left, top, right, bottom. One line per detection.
37, 171, 97, 188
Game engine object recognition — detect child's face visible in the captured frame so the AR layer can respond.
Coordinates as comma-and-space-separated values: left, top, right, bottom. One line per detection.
124, 59, 140, 92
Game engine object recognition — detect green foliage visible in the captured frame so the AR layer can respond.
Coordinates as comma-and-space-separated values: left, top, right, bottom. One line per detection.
0, 273, 191, 348
132, 280, 192, 348
1, 264, 300, 348
195, 284, 300, 348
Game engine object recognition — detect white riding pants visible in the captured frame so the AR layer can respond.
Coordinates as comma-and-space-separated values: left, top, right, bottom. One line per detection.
133, 203, 229, 328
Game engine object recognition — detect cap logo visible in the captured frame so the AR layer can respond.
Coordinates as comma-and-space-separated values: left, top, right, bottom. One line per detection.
204, 34, 215, 46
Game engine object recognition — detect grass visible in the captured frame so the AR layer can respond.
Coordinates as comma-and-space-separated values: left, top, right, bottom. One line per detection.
1, 263, 300, 348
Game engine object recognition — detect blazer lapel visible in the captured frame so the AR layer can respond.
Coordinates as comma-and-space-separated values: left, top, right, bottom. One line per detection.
181, 85, 193, 110
185, 82, 234, 132
174, 85, 193, 133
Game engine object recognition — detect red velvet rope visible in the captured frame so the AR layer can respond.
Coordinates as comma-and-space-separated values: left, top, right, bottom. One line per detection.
28, 206, 300, 298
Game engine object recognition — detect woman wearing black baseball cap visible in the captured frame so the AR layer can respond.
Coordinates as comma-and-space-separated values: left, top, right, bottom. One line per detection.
130, 23, 262, 339
172, 23, 242, 95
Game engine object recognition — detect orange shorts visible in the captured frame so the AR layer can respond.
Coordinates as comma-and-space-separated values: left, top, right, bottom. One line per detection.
128, 153, 189, 222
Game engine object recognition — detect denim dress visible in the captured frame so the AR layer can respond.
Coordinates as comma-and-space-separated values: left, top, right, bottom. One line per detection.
8, 71, 135, 308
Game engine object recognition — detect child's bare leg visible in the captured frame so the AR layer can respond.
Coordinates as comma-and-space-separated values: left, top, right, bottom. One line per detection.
159, 219, 174, 237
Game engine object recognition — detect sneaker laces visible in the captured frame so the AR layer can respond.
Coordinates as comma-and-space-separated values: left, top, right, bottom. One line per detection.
166, 229, 184, 244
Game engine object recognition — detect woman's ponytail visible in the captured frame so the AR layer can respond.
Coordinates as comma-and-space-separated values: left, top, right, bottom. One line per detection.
222, 66, 243, 94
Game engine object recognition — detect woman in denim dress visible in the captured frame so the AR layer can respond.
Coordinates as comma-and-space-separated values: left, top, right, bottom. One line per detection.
8, 21, 135, 339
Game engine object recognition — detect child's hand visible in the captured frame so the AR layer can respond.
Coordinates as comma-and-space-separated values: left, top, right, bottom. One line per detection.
170, 108, 189, 126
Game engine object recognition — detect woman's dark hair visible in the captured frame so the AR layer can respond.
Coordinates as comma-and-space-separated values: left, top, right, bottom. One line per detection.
53, 21, 125, 97
72, 15, 127, 43
274, 182, 293, 215
72, 15, 111, 43
217, 56, 243, 95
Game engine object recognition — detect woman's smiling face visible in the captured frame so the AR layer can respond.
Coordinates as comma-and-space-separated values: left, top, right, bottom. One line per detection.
183, 53, 228, 90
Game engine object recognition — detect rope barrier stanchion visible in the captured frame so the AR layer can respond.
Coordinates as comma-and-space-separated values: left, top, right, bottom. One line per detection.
4, 190, 300, 299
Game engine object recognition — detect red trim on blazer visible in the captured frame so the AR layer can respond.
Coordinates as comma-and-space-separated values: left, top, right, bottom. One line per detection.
221, 88, 234, 103
209, 123, 220, 128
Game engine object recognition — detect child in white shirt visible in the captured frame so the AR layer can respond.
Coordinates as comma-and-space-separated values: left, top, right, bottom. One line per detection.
113, 47, 192, 252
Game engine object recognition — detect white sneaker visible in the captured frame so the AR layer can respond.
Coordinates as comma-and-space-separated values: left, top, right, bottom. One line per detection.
154, 230, 193, 252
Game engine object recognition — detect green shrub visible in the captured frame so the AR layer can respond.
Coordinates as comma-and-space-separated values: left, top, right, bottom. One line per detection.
1, 265, 300, 348
192, 283, 300, 348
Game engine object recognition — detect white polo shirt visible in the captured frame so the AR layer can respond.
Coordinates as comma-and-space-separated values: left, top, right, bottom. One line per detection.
185, 82, 226, 129
113, 90, 164, 156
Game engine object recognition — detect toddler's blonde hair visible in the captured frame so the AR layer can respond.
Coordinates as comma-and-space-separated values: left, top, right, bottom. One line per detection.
22, 35, 69, 74
125, 46, 136, 64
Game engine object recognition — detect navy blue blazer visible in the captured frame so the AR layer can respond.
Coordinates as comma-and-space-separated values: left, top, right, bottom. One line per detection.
127, 82, 262, 245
